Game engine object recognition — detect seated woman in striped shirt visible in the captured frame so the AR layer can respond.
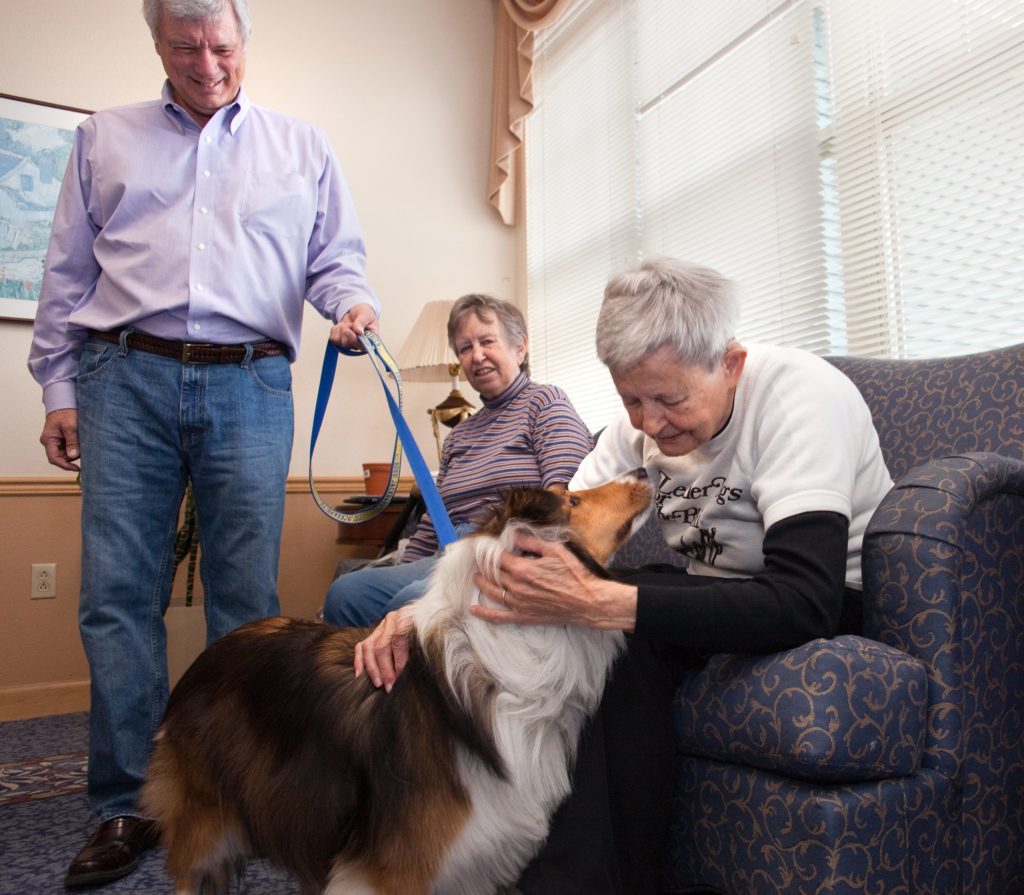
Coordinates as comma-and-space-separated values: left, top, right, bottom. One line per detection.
322, 293, 593, 628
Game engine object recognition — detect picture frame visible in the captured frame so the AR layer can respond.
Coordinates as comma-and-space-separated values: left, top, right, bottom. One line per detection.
0, 93, 91, 322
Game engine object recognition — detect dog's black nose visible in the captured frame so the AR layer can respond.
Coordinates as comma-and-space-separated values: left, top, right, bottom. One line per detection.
632, 467, 648, 480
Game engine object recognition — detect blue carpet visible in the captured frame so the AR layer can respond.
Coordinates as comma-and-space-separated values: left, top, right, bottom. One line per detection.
0, 713, 299, 894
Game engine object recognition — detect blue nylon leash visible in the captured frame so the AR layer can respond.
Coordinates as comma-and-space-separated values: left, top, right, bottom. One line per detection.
309, 332, 458, 550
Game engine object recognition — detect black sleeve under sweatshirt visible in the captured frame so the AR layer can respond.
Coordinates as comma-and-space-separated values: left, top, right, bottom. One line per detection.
628, 510, 862, 655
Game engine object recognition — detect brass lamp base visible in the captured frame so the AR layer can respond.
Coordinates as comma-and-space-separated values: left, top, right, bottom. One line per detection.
429, 386, 475, 461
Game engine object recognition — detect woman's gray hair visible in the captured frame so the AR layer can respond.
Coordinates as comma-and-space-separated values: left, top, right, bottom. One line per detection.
447, 294, 530, 376
596, 257, 740, 372
143, 0, 252, 43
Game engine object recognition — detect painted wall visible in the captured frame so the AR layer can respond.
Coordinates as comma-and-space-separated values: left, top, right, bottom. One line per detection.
0, 0, 516, 478
0, 0, 516, 718
0, 477, 400, 720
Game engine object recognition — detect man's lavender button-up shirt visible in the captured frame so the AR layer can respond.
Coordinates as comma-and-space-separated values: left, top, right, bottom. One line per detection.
29, 81, 380, 414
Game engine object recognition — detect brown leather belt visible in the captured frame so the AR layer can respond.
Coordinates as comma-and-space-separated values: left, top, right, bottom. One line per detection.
89, 328, 288, 365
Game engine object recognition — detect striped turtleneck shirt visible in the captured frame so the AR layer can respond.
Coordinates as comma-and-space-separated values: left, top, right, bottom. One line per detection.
402, 372, 593, 560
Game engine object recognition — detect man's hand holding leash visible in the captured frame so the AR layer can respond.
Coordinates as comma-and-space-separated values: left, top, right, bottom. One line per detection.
42, 304, 377, 475
330, 303, 379, 350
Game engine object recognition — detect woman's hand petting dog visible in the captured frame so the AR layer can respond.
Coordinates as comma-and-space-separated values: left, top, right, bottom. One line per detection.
355, 532, 641, 693
354, 604, 416, 693
470, 531, 639, 632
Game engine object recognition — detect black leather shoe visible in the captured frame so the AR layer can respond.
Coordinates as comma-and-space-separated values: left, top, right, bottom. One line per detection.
64, 816, 160, 888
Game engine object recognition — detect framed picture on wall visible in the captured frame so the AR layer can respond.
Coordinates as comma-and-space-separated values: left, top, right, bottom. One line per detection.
0, 93, 91, 323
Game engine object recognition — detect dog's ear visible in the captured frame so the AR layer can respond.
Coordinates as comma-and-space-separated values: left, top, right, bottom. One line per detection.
478, 488, 569, 536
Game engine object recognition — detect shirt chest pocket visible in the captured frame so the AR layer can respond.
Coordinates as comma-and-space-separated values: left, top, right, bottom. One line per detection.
240, 170, 314, 237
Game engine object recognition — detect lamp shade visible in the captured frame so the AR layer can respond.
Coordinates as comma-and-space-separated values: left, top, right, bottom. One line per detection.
396, 300, 464, 382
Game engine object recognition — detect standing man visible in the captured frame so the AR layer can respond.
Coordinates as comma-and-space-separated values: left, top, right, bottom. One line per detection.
27, 0, 380, 887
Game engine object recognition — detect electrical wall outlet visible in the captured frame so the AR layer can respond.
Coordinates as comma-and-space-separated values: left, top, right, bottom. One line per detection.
31, 563, 57, 599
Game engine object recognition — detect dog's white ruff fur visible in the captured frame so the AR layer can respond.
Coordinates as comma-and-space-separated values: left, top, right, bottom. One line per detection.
326, 519, 625, 895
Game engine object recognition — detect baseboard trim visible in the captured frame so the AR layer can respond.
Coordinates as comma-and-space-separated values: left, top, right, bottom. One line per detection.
0, 680, 90, 721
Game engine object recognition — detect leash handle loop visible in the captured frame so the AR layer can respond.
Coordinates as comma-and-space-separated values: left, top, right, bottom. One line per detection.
309, 332, 458, 550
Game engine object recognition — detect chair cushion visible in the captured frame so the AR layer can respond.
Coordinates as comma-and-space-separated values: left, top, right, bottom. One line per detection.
674, 635, 928, 783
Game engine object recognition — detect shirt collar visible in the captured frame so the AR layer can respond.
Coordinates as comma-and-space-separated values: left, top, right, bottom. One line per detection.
160, 80, 249, 134
481, 372, 530, 409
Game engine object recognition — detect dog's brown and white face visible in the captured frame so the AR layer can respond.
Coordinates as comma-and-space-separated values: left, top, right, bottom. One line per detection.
478, 470, 653, 565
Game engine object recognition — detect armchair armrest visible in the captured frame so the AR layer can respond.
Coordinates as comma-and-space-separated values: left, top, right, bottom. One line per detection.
863, 451, 1024, 657
862, 451, 1024, 777
673, 635, 928, 783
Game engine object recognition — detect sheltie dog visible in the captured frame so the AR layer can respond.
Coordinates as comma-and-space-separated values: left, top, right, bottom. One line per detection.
140, 471, 653, 895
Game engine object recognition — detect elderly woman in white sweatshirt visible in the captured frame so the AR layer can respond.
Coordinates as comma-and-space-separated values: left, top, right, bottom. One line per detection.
358, 257, 893, 894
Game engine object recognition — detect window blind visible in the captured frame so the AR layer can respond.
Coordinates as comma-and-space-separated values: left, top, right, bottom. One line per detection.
525, 0, 637, 429
828, 0, 1024, 357
525, 0, 1024, 429
636, 0, 831, 353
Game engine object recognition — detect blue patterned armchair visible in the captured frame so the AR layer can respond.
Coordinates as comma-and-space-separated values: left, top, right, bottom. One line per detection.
642, 343, 1024, 895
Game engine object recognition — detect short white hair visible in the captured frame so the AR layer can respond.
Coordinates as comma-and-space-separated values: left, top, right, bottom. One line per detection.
595, 257, 739, 373
143, 0, 252, 44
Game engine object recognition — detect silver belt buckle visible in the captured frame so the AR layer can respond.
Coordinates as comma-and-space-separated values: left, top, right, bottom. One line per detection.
181, 342, 213, 363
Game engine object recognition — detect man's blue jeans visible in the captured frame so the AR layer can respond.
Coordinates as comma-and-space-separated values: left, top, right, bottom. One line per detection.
76, 333, 293, 821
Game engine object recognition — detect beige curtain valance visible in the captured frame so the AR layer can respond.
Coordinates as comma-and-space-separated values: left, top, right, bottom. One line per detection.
488, 0, 574, 225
